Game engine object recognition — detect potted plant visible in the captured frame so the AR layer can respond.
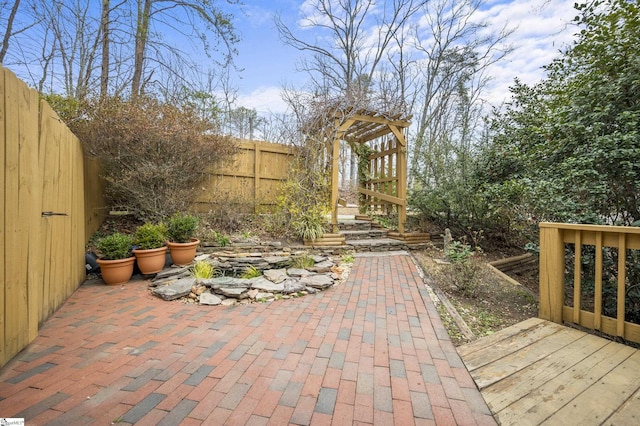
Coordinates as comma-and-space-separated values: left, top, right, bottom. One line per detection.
96, 232, 135, 285
132, 222, 168, 275
166, 213, 200, 266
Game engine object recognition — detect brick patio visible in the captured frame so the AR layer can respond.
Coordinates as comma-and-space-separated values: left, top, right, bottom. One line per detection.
0, 252, 495, 425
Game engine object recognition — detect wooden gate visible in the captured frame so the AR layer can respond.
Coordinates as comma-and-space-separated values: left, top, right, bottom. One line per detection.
1, 68, 87, 367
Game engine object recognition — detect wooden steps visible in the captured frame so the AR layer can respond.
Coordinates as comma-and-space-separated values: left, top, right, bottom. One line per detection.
387, 232, 430, 243
304, 233, 346, 246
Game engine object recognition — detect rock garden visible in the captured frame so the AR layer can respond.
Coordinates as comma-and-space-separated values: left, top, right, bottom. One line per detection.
148, 250, 351, 306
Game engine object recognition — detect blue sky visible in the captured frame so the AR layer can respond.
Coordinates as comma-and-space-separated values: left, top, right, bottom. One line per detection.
231, 0, 578, 114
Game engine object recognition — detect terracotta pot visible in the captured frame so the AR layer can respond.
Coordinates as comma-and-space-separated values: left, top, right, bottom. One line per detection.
167, 238, 200, 266
132, 246, 168, 275
96, 257, 136, 285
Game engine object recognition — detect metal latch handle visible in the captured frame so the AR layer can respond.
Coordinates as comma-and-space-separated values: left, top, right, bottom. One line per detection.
41, 211, 68, 217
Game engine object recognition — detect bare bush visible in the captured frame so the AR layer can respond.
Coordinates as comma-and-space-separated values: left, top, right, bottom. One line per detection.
73, 97, 237, 220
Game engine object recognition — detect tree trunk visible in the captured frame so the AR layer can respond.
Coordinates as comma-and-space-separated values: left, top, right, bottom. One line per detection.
132, 0, 152, 97
0, 0, 22, 63
100, 0, 110, 99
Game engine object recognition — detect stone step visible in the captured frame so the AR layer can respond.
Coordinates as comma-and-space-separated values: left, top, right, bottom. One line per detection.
337, 219, 377, 231
339, 229, 389, 241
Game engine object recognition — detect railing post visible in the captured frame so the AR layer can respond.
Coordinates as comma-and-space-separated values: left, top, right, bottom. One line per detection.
539, 224, 565, 323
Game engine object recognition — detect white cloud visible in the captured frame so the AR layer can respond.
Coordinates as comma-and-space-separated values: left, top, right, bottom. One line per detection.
482, 0, 577, 105
237, 86, 289, 114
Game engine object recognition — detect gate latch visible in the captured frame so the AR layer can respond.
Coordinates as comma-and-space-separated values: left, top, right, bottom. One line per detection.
41, 211, 68, 217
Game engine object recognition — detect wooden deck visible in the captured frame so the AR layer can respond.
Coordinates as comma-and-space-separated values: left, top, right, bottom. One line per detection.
458, 317, 640, 425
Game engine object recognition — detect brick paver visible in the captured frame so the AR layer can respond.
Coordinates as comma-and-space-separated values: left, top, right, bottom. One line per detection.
0, 252, 495, 425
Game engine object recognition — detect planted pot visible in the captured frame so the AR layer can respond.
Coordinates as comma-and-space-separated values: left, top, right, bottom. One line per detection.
96, 257, 136, 285
133, 223, 168, 275
96, 232, 135, 285
167, 238, 200, 266
132, 246, 168, 274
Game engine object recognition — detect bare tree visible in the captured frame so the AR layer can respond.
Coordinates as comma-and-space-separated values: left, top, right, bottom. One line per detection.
0, 0, 22, 62
408, 0, 514, 185
276, 0, 427, 183
99, 0, 110, 99
130, 0, 239, 97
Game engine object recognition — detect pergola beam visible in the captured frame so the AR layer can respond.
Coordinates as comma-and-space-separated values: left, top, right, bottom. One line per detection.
323, 107, 410, 235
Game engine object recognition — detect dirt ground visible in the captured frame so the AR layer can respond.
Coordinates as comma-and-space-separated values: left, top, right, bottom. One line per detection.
412, 247, 539, 346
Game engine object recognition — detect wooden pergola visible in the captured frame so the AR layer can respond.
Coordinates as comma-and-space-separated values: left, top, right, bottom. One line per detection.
327, 108, 412, 235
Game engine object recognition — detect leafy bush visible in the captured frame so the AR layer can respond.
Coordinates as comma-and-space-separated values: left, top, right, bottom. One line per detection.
97, 233, 133, 260
167, 213, 199, 243
71, 96, 237, 220
445, 241, 474, 263
133, 223, 167, 249
212, 231, 230, 247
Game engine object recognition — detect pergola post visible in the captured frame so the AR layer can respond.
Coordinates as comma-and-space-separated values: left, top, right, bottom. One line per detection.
394, 127, 407, 234
331, 134, 340, 233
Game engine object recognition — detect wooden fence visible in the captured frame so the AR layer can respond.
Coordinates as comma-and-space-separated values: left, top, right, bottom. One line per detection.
0, 67, 106, 368
192, 140, 296, 213
539, 222, 640, 344
361, 138, 399, 214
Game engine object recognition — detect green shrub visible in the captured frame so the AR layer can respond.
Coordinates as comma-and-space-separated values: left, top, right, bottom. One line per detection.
292, 211, 326, 240
167, 213, 199, 243
133, 223, 167, 249
291, 256, 315, 269
445, 240, 474, 263
213, 231, 230, 247
341, 254, 355, 264
275, 135, 330, 240
190, 260, 218, 279
97, 233, 133, 260
241, 265, 262, 279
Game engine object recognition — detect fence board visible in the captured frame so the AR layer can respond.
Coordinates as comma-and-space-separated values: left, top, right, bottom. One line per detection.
0, 69, 6, 366
1, 67, 92, 367
195, 139, 295, 212
3, 68, 29, 361
19, 75, 41, 342
39, 101, 55, 325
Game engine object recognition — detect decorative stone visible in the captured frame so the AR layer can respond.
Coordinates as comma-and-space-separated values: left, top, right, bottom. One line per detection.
263, 269, 288, 283
247, 289, 260, 299
218, 287, 248, 299
264, 257, 291, 267
250, 277, 284, 292
282, 278, 305, 294
233, 257, 267, 264
154, 267, 189, 280
255, 292, 274, 300
199, 293, 222, 305
221, 298, 237, 306
300, 274, 334, 289
194, 253, 212, 262
311, 255, 327, 263
287, 268, 311, 277
204, 277, 252, 289
152, 277, 196, 301
309, 260, 334, 273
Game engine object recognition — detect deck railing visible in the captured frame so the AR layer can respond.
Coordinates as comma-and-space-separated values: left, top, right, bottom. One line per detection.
539, 222, 640, 343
